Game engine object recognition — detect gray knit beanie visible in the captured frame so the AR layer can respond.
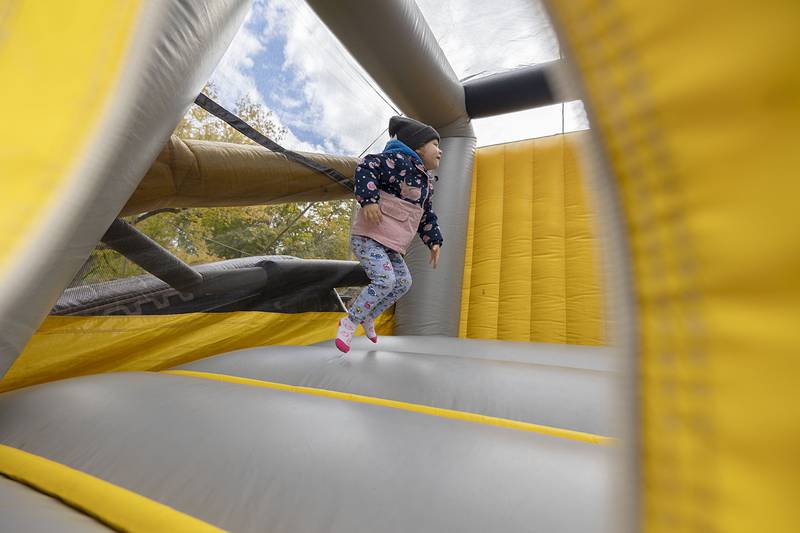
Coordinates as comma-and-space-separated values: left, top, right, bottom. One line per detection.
388, 115, 440, 150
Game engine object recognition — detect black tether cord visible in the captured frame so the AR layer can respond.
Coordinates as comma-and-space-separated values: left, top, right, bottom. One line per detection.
194, 93, 353, 191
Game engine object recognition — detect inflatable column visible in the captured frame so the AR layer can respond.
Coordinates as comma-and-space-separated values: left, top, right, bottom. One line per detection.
307, 0, 475, 336
0, 1, 251, 375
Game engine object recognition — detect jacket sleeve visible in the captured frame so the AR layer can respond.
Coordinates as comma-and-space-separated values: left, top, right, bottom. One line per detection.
353, 155, 382, 206
418, 195, 444, 249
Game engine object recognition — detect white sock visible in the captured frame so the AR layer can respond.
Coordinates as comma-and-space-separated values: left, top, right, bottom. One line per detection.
363, 317, 378, 341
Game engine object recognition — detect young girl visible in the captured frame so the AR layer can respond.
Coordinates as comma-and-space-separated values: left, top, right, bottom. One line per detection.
335, 115, 443, 353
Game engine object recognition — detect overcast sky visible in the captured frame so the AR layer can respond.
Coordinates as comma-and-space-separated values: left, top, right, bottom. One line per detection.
208, 0, 588, 156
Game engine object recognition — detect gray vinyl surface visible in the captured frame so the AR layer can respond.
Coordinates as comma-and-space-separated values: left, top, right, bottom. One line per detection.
0, 476, 110, 532
306, 0, 476, 337
343, 335, 618, 371
0, 370, 612, 533
181, 336, 617, 436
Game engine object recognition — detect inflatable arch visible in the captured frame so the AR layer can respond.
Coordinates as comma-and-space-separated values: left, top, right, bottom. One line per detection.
1, 1, 798, 532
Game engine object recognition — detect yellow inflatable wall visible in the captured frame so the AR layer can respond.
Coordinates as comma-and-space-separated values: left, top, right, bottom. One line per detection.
0, 311, 394, 393
547, 1, 800, 531
0, 2, 140, 281
459, 132, 604, 345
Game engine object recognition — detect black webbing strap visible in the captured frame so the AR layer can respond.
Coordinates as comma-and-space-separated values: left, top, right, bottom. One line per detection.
194, 93, 353, 191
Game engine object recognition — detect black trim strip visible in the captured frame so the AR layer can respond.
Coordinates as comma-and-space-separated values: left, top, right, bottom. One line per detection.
102, 218, 204, 292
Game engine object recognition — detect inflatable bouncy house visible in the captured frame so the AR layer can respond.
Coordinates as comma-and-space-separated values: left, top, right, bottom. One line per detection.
1, 1, 798, 532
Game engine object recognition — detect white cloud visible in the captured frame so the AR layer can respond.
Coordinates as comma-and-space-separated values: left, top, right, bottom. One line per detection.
274, 94, 304, 109
209, 8, 266, 109
207, 0, 587, 156
261, 0, 397, 156
206, 0, 397, 156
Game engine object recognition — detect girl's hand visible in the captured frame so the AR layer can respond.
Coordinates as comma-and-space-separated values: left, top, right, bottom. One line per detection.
363, 203, 383, 224
429, 244, 440, 269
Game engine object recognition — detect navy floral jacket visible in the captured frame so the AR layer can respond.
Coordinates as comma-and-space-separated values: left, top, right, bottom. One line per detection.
353, 139, 443, 249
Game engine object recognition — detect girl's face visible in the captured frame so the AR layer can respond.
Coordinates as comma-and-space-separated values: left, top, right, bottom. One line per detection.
416, 139, 442, 170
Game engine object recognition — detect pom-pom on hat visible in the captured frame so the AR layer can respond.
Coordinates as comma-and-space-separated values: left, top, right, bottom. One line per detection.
388, 115, 440, 150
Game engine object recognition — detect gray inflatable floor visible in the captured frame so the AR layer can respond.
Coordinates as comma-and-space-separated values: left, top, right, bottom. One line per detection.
180, 335, 618, 436
0, 336, 619, 533
0, 476, 110, 532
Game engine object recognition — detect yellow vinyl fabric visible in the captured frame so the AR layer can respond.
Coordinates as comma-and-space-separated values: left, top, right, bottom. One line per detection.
0, 444, 224, 532
0, 2, 140, 283
459, 132, 604, 345
0, 311, 394, 394
546, 1, 800, 532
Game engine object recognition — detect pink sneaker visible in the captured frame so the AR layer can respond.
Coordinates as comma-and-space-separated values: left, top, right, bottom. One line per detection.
363, 317, 378, 343
335, 317, 357, 353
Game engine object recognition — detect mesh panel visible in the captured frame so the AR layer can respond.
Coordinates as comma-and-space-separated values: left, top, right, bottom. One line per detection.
61, 84, 365, 317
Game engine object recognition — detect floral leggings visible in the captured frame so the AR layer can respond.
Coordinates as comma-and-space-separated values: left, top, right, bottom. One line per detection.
348, 235, 412, 324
